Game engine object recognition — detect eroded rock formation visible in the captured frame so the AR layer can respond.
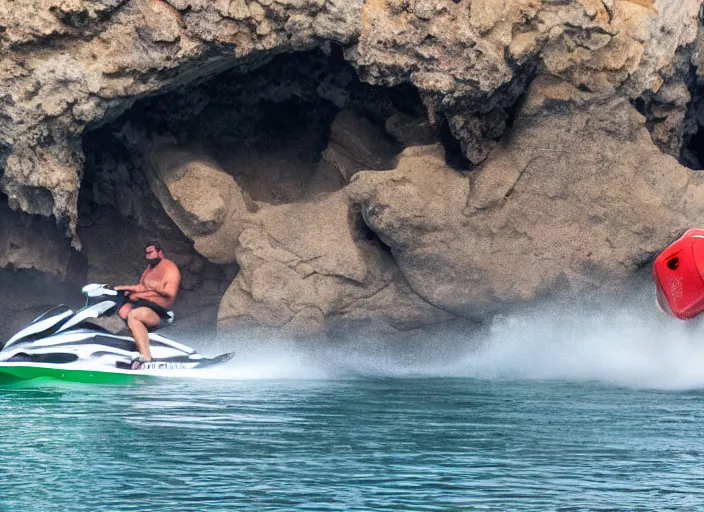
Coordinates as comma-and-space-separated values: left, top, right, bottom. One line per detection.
2, 0, 704, 341
349, 77, 704, 321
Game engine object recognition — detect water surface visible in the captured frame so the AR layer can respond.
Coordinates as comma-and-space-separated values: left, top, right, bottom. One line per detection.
2, 377, 703, 511
4, 296, 704, 511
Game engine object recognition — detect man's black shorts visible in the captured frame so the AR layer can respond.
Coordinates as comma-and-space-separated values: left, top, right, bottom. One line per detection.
130, 299, 171, 321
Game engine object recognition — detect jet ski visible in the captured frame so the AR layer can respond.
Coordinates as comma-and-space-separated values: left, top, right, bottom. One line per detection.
654, 229, 704, 319
0, 284, 233, 384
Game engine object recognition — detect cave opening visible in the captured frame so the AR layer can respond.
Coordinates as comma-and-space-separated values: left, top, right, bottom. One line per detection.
679, 103, 704, 171
439, 120, 471, 171
79, 48, 467, 212
79, 46, 465, 253
635, 56, 704, 171
682, 124, 704, 170
77, 47, 469, 333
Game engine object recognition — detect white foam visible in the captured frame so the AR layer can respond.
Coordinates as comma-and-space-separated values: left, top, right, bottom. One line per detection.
179, 288, 704, 390
449, 300, 704, 390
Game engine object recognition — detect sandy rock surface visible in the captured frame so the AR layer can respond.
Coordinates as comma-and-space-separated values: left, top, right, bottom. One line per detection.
2, 0, 704, 339
349, 77, 704, 320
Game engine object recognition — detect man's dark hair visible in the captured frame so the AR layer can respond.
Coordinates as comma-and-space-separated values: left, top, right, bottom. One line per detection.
145, 240, 163, 252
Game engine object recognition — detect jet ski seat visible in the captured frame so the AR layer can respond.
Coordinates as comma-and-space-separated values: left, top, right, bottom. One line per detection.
84, 315, 129, 335
84, 310, 173, 335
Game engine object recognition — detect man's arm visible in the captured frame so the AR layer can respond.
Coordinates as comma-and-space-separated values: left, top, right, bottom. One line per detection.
145, 280, 177, 301
147, 266, 181, 301
131, 264, 181, 302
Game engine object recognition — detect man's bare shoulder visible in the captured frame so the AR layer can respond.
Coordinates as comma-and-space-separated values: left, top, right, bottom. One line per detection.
163, 258, 181, 275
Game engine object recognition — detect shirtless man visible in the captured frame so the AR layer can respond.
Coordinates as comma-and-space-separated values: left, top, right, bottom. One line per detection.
115, 241, 181, 369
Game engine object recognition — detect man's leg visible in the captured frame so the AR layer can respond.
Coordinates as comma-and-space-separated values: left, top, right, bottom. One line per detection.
126, 307, 161, 363
118, 302, 133, 320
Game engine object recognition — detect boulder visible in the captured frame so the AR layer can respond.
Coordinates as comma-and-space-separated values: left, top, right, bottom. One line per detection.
320, 109, 400, 182
142, 142, 253, 264
218, 190, 453, 334
348, 77, 704, 320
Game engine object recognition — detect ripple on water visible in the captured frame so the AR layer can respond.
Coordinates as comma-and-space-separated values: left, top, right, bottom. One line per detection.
2, 379, 704, 511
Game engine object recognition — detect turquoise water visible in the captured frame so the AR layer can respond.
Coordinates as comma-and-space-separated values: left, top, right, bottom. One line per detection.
2, 378, 704, 511
4, 301, 704, 511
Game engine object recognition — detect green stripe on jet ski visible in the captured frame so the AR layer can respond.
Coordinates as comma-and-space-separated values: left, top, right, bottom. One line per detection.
0, 365, 152, 385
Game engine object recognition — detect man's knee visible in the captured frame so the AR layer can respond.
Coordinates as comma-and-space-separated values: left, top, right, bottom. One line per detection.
126, 310, 142, 329
127, 307, 160, 328
118, 304, 132, 320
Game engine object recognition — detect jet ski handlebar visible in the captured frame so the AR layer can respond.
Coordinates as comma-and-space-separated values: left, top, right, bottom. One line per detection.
81, 284, 120, 298
80, 284, 130, 311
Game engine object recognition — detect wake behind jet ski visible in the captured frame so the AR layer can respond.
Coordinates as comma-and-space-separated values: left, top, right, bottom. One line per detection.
0, 284, 233, 384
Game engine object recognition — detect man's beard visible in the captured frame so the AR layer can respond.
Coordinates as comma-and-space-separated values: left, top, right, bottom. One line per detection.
147, 257, 162, 267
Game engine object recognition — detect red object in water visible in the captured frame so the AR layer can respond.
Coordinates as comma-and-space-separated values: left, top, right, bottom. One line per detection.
653, 229, 704, 320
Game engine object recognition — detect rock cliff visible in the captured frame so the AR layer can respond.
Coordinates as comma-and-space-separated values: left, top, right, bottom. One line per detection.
1, 0, 704, 341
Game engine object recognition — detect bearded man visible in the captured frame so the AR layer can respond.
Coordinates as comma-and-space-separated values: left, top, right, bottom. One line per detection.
115, 241, 181, 369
